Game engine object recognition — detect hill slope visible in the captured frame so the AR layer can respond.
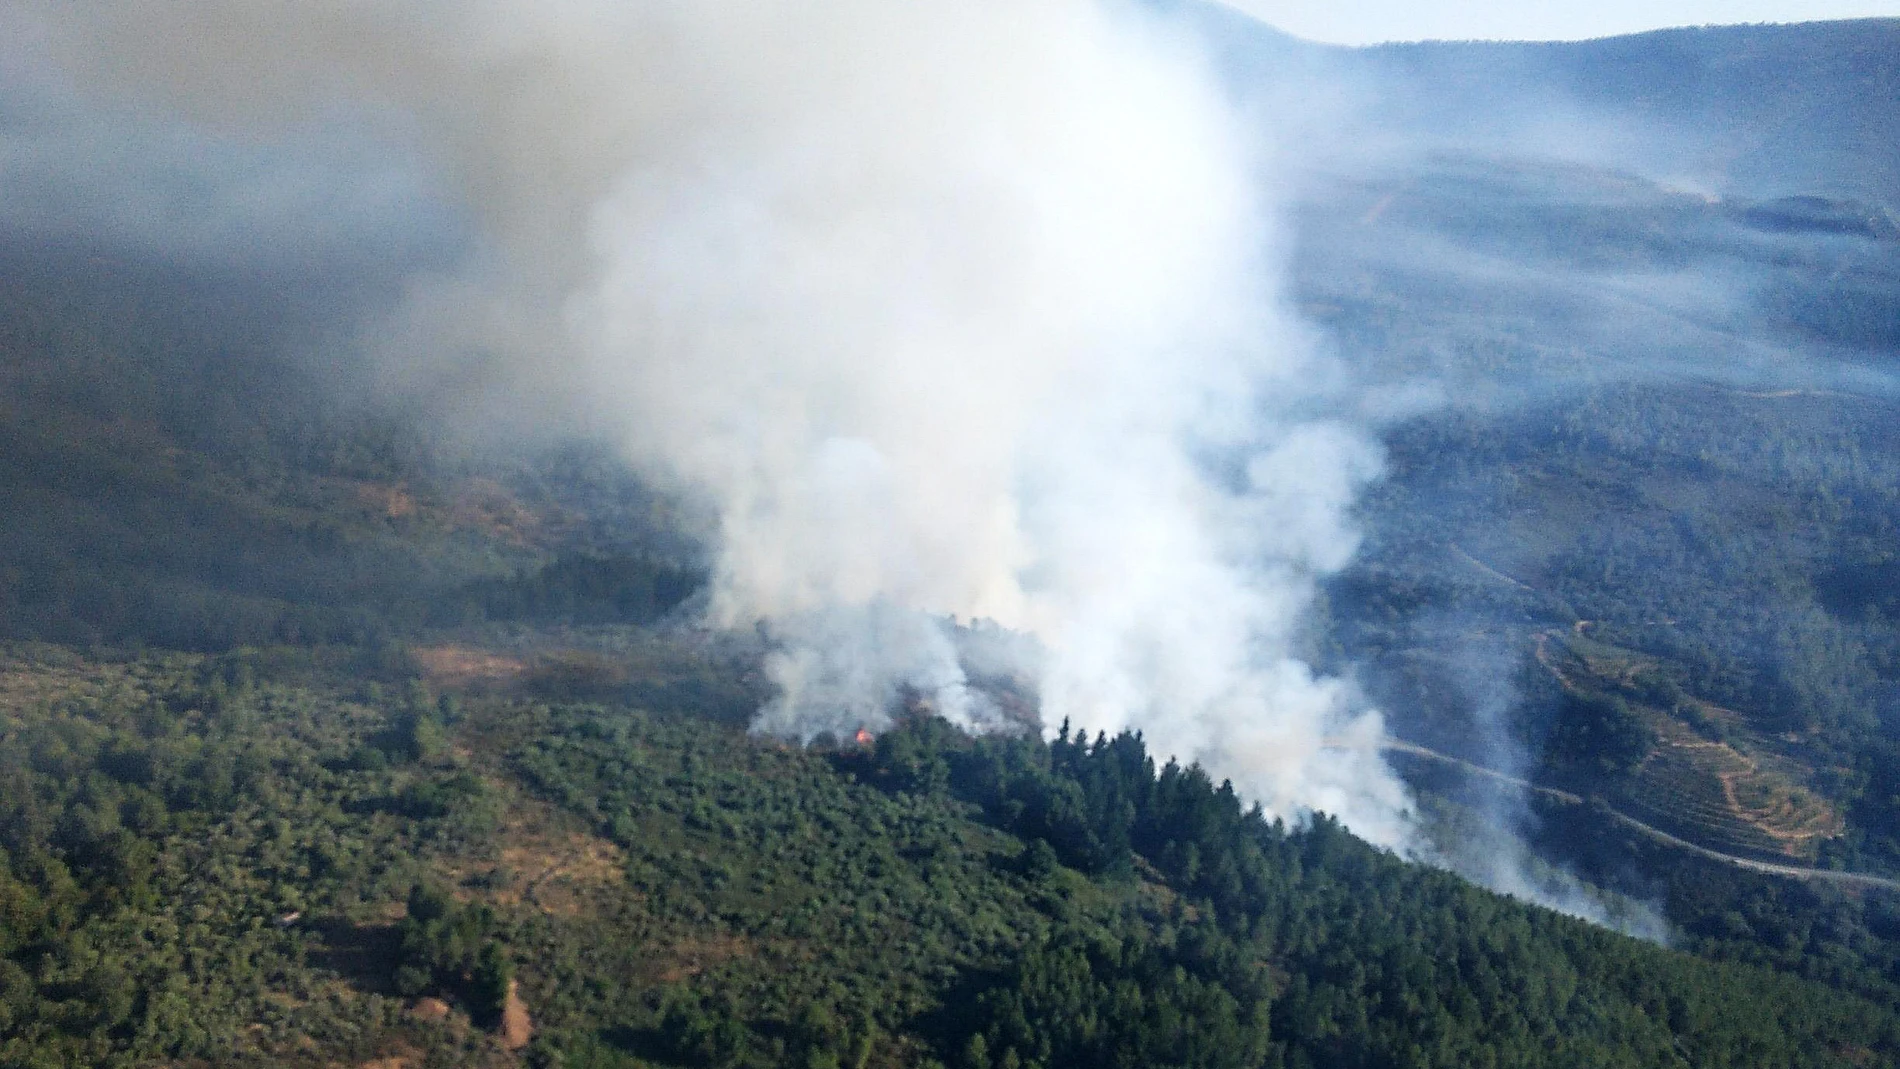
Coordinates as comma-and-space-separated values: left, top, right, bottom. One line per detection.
5, 645, 1900, 1067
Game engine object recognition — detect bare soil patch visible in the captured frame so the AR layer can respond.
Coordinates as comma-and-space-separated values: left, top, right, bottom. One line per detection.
411, 646, 529, 690
499, 980, 533, 1050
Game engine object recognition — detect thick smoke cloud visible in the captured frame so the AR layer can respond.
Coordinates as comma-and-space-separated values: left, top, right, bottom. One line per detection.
19, 1, 1415, 845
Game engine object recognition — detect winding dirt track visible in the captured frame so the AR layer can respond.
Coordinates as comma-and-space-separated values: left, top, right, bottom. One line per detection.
1380, 737, 1900, 893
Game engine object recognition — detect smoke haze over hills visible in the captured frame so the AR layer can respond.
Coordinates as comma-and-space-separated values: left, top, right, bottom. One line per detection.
9, 1, 1900, 936
7, 1, 1417, 846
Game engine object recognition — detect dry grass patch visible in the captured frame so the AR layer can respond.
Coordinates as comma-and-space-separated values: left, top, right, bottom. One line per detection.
411, 646, 529, 690
433, 781, 626, 918
448, 478, 556, 548
0, 647, 140, 717
655, 931, 756, 983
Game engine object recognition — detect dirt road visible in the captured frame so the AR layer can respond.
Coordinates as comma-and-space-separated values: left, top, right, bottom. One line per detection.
1381, 737, 1900, 893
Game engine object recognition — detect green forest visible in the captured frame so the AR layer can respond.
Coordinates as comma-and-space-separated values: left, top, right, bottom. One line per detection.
5, 644, 1900, 1067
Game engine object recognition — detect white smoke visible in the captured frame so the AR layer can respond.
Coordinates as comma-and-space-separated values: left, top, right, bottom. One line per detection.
25, 0, 1414, 846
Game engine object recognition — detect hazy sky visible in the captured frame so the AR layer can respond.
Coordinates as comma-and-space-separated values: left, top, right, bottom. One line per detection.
1222, 0, 1900, 45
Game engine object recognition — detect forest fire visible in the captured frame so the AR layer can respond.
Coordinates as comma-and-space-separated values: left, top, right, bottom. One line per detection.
854, 728, 874, 747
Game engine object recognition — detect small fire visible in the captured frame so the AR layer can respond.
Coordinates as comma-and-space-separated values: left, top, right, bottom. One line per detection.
854, 728, 874, 747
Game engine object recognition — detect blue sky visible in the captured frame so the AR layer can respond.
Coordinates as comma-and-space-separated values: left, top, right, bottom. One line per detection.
1220, 0, 1900, 44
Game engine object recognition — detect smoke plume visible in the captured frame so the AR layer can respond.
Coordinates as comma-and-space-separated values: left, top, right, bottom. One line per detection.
22, 0, 1413, 846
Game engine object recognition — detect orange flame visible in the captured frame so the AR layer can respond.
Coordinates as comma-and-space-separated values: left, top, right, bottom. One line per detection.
854, 728, 874, 746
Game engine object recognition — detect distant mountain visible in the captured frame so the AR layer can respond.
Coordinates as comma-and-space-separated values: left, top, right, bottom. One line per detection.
1182, 5, 1900, 210
1352, 19, 1900, 205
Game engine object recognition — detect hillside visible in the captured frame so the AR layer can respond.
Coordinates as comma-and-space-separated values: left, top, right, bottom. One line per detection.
6, 7, 1900, 1068
3, 226, 1900, 1064
3, 242, 1900, 1065
1287, 126, 1900, 879
0, 246, 700, 654
1186, 7, 1900, 207
1372, 20, 1900, 204
6, 644, 1900, 1067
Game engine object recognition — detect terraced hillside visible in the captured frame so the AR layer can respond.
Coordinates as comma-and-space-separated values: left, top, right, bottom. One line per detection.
1535, 628, 1847, 861
1615, 726, 1843, 862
